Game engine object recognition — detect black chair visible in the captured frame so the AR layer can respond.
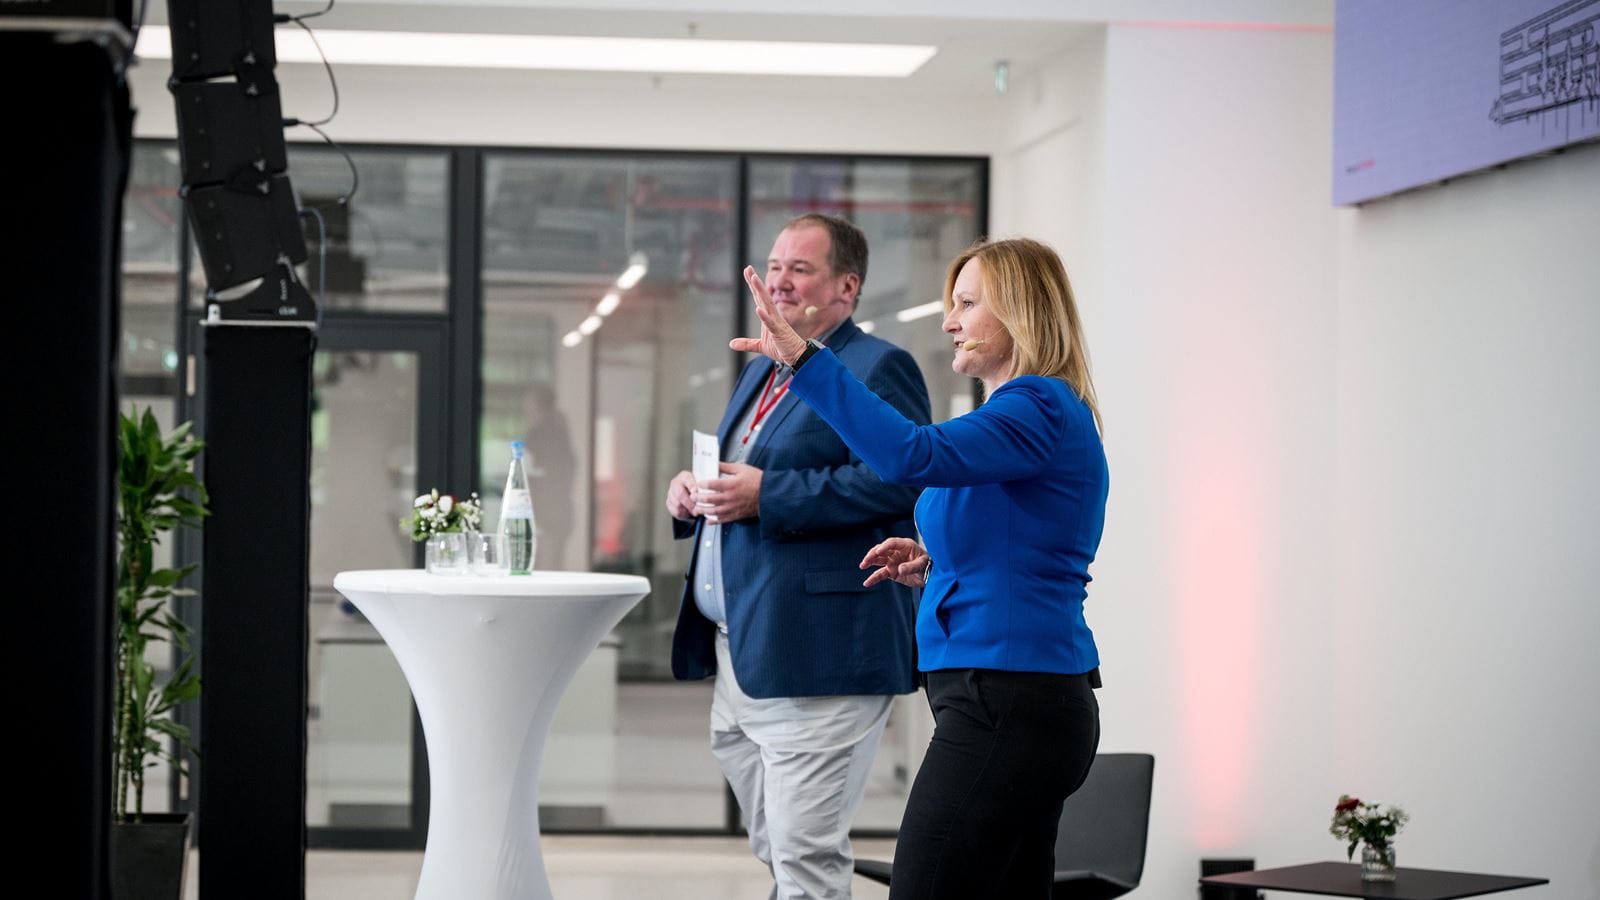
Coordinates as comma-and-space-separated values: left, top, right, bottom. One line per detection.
854, 752, 1155, 899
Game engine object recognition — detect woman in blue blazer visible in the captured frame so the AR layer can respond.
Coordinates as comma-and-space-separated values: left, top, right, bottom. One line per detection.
733, 237, 1108, 900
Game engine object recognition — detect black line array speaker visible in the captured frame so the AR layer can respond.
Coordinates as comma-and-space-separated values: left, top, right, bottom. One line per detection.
167, 0, 313, 321
185, 175, 307, 289
167, 0, 276, 83
171, 79, 288, 188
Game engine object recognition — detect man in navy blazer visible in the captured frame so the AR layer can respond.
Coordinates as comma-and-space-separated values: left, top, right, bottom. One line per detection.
665, 214, 930, 898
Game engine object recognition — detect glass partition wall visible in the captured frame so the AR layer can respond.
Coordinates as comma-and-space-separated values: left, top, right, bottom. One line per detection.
186, 148, 452, 315
477, 153, 742, 827
140, 140, 985, 842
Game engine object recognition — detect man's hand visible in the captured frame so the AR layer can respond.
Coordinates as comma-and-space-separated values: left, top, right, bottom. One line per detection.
860, 537, 931, 588
665, 470, 701, 521
697, 462, 763, 524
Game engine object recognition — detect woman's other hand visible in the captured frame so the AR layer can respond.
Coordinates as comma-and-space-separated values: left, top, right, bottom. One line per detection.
730, 265, 809, 365
860, 537, 931, 588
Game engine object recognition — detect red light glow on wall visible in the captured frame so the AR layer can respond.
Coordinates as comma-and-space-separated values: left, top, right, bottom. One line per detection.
1172, 432, 1264, 849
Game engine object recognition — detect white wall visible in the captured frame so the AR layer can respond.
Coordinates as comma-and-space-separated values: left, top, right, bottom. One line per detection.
1069, 23, 1341, 896
1332, 141, 1600, 895
990, 29, 1107, 306
999, 20, 1599, 900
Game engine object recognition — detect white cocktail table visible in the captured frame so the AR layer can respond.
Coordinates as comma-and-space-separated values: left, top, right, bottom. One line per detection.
331, 569, 651, 899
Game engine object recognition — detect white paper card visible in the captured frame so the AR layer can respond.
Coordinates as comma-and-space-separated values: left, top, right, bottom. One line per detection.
692, 430, 720, 483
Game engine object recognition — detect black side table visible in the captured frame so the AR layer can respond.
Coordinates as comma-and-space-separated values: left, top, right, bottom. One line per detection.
1199, 861, 1547, 899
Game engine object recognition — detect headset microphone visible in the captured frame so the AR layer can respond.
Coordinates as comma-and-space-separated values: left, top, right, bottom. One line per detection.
962, 338, 985, 351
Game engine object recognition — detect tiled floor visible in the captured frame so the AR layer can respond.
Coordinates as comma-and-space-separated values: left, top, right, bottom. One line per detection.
182, 836, 896, 899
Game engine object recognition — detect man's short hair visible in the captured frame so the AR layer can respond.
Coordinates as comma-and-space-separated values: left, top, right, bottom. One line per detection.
782, 213, 869, 295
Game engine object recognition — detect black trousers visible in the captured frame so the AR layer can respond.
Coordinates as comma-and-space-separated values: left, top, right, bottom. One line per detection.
889, 668, 1100, 900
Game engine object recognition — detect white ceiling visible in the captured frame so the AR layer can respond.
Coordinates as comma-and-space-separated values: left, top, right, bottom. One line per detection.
264, 0, 1330, 26
146, 1, 1329, 99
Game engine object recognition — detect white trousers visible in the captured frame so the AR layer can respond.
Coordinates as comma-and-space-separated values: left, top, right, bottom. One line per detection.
710, 630, 892, 900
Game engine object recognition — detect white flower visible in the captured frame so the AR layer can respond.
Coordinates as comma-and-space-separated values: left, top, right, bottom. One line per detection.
438, 495, 454, 514
414, 494, 432, 508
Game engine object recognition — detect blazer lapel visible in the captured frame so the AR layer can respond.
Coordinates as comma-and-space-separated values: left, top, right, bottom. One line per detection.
718, 357, 775, 456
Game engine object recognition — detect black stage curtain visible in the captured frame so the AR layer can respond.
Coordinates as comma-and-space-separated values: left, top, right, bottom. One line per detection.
5, 26, 133, 898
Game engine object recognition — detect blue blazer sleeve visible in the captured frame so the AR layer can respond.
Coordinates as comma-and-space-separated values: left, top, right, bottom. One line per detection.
757, 349, 931, 538
789, 350, 1068, 487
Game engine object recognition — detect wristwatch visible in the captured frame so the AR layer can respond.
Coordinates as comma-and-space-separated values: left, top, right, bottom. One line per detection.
781, 338, 825, 375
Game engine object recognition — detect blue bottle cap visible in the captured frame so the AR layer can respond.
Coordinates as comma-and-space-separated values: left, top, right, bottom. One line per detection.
510, 440, 525, 459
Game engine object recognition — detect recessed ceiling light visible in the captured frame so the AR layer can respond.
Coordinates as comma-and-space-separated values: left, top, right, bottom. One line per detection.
136, 27, 937, 77
615, 254, 649, 289
895, 301, 944, 322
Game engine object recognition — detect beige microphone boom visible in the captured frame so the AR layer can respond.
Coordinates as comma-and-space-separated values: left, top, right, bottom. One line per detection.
962, 338, 985, 351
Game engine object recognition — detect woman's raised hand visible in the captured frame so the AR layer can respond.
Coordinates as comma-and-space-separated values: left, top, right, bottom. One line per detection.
860, 537, 931, 588
730, 266, 809, 365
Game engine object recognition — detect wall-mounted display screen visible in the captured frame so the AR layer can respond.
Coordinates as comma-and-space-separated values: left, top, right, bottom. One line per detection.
1334, 0, 1599, 205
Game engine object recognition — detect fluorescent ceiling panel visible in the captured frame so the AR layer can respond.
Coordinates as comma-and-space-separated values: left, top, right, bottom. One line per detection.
136, 26, 937, 77
895, 301, 944, 322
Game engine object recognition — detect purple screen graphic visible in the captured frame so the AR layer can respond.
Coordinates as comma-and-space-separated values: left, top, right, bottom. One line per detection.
1334, 0, 1600, 205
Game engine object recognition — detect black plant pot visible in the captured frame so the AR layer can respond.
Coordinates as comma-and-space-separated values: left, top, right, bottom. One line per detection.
112, 812, 192, 900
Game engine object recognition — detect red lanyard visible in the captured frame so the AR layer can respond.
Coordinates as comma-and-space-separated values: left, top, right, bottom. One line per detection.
741, 368, 791, 445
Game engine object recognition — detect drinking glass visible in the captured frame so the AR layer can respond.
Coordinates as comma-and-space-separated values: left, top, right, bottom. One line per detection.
470, 532, 509, 576
425, 532, 468, 575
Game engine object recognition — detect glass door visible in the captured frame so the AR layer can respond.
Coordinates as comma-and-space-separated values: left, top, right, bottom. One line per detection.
303, 322, 446, 849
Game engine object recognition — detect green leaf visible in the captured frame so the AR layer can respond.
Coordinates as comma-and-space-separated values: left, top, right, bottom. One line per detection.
150, 718, 192, 742
146, 568, 183, 588
165, 675, 201, 704
131, 659, 154, 695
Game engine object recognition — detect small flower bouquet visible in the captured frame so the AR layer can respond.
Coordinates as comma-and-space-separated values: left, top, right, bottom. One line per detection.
1330, 794, 1409, 859
400, 488, 482, 542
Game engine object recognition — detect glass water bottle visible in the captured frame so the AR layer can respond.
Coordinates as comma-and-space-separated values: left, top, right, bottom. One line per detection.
500, 440, 536, 575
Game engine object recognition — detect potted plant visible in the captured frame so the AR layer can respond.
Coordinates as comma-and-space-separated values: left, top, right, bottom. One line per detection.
1330, 794, 1409, 882
113, 408, 208, 898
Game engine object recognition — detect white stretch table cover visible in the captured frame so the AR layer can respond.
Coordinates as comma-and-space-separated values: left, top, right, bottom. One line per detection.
332, 570, 650, 900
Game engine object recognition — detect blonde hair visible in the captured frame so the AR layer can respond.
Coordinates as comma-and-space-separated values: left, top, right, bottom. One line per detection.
943, 237, 1102, 431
